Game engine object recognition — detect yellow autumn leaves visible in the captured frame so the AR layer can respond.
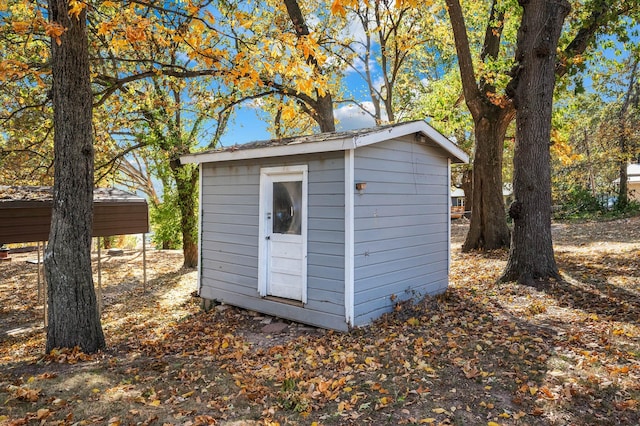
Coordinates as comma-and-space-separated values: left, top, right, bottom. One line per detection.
331, 0, 433, 16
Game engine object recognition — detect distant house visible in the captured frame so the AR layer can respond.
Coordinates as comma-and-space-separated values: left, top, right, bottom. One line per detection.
450, 187, 465, 219
627, 163, 640, 202
448, 184, 514, 219
181, 120, 468, 330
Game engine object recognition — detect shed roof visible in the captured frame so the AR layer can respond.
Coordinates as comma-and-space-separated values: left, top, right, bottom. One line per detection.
180, 120, 469, 165
0, 186, 149, 244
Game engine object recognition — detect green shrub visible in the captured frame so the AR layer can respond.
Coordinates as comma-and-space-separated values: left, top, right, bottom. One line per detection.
150, 200, 182, 249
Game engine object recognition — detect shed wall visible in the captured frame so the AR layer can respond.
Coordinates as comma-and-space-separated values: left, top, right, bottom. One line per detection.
352, 137, 450, 326
199, 153, 347, 330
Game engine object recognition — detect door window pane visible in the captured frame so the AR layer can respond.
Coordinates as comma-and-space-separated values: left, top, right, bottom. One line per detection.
273, 181, 302, 234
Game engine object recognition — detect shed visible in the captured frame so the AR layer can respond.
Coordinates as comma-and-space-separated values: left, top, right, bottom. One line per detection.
181, 120, 469, 330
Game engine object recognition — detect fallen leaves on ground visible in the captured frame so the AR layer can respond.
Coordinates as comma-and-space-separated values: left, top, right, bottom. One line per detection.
0, 217, 639, 425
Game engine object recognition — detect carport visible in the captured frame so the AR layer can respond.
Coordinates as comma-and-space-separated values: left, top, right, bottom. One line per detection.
0, 186, 149, 319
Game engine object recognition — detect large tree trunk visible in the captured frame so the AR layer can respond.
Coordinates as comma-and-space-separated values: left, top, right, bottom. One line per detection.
45, 0, 105, 353
171, 159, 199, 268
463, 109, 513, 251
500, 0, 570, 285
446, 0, 512, 251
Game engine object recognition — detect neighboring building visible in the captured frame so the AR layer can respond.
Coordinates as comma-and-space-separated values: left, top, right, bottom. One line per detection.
627, 163, 640, 202
450, 187, 465, 219
0, 186, 149, 244
180, 120, 469, 330
448, 184, 513, 219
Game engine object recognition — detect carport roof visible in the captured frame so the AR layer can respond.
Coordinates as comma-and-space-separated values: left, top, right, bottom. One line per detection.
0, 186, 149, 244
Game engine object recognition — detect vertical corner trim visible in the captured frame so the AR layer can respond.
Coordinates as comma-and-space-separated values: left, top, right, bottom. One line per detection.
197, 162, 204, 295
257, 168, 268, 297
447, 158, 452, 274
344, 149, 355, 326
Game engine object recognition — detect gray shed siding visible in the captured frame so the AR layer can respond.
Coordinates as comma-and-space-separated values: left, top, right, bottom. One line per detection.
352, 137, 450, 326
199, 153, 347, 330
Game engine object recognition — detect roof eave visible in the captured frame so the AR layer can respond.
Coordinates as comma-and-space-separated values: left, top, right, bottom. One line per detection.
180, 137, 356, 164
180, 120, 469, 165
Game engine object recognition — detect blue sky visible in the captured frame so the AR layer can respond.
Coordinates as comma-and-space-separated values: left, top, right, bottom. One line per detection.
218, 69, 381, 147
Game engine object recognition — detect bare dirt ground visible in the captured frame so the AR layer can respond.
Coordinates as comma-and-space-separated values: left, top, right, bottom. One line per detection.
1, 217, 638, 425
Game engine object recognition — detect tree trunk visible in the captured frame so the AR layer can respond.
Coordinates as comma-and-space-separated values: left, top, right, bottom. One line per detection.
462, 109, 512, 251
315, 92, 336, 132
616, 131, 629, 210
582, 129, 597, 197
171, 159, 199, 268
460, 168, 473, 216
283, 0, 336, 133
102, 236, 114, 250
446, 0, 512, 251
500, 0, 570, 285
45, 0, 105, 353
615, 57, 638, 209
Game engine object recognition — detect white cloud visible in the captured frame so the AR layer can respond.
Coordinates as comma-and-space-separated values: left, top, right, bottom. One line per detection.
245, 98, 265, 108
334, 101, 387, 131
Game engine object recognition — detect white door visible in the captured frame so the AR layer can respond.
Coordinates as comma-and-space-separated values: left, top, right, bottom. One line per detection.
259, 166, 307, 303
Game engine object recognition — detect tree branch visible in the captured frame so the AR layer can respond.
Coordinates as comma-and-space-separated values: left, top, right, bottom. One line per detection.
444, 0, 483, 117
479, 0, 505, 95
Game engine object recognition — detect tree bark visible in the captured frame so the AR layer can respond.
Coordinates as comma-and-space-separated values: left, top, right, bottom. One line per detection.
500, 0, 570, 285
315, 92, 336, 132
463, 108, 513, 251
446, 0, 512, 251
460, 168, 473, 216
45, 0, 105, 353
615, 56, 639, 209
171, 159, 199, 268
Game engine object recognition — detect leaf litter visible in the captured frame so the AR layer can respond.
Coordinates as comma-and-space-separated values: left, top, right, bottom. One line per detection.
0, 217, 638, 425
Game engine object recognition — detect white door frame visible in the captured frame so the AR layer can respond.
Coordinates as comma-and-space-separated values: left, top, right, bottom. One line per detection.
258, 165, 308, 303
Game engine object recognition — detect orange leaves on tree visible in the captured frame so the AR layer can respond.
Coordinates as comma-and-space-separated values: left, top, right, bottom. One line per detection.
68, 0, 87, 19
280, 105, 297, 121
11, 21, 31, 34
125, 24, 147, 44
330, 0, 347, 17
331, 0, 427, 16
551, 128, 580, 165
123, 17, 150, 44
45, 22, 67, 45
298, 35, 325, 66
185, 0, 201, 16
0, 60, 29, 82
97, 21, 117, 37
